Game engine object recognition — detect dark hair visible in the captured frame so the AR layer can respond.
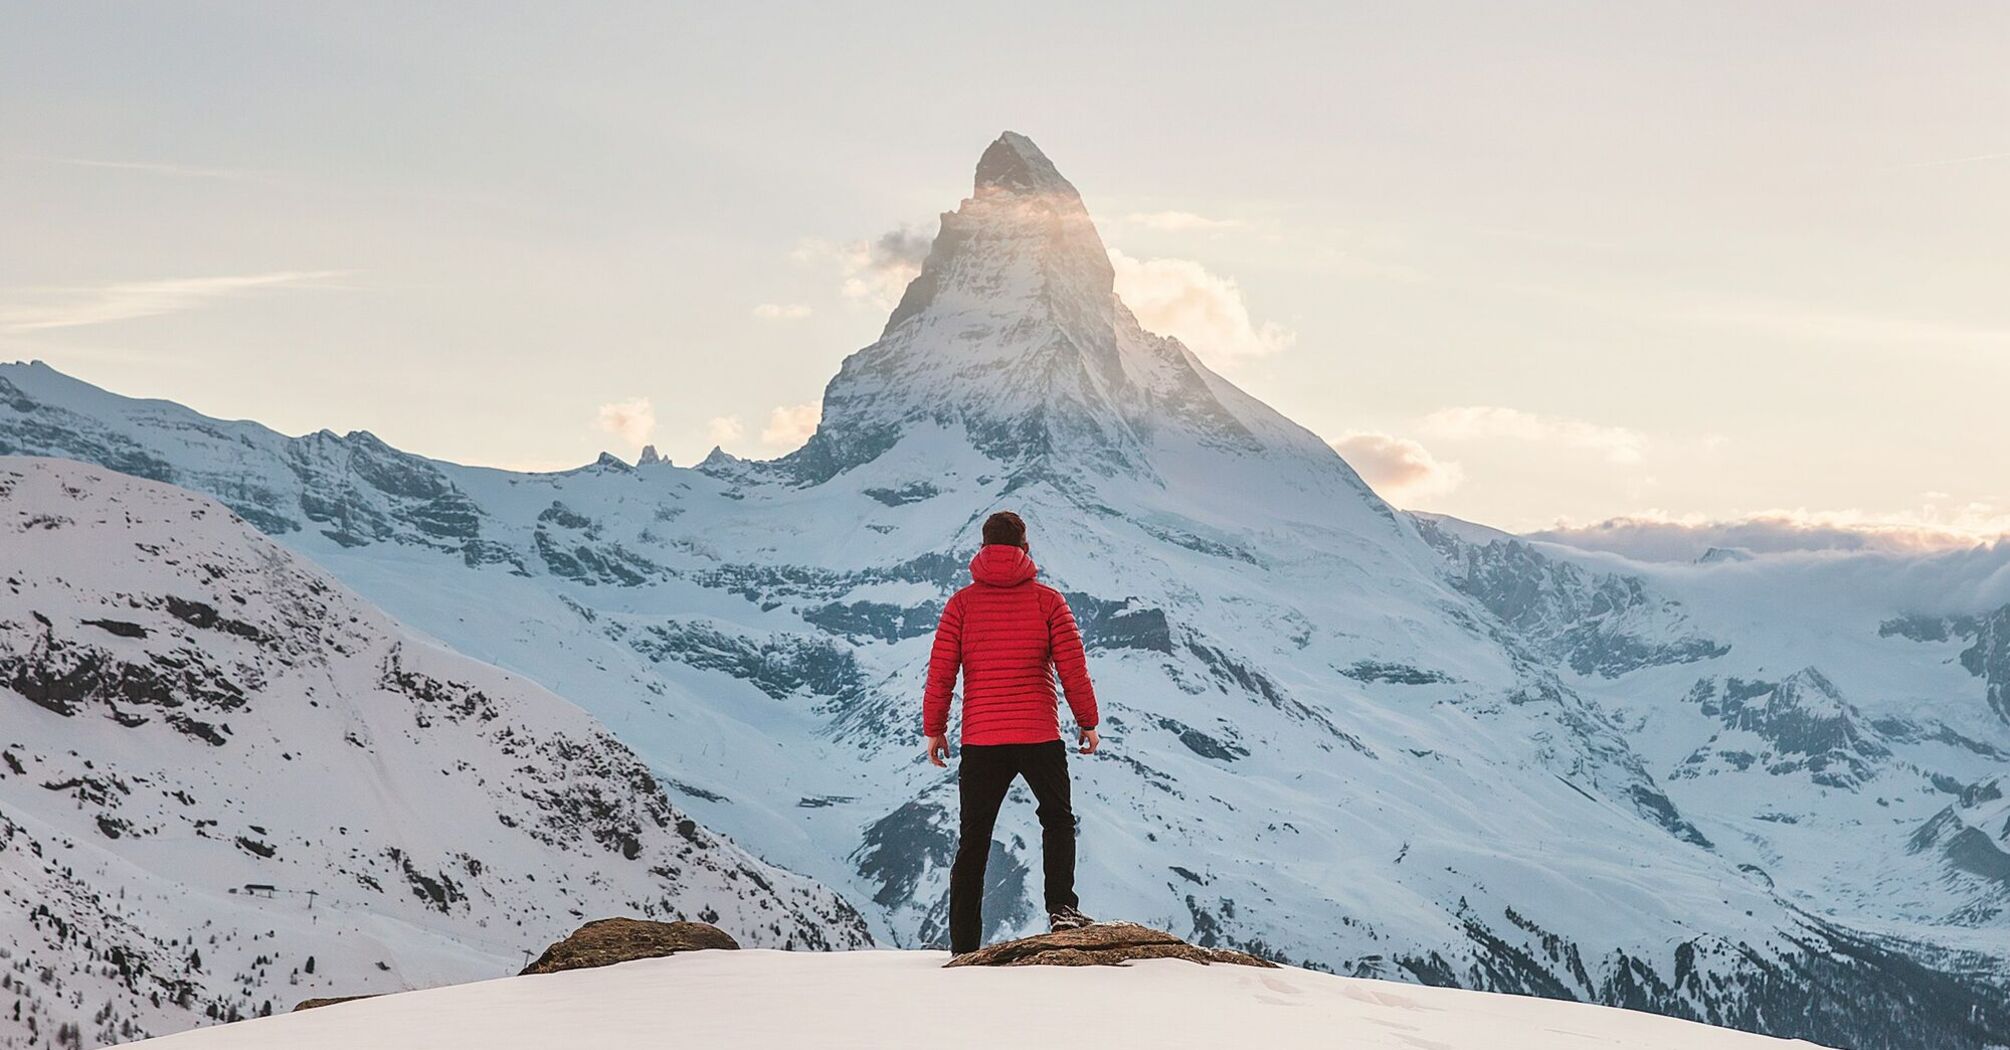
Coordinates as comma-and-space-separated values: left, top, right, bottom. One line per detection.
982, 510, 1027, 547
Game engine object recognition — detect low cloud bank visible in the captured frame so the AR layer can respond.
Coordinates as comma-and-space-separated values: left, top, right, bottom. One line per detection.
1529, 511, 2009, 562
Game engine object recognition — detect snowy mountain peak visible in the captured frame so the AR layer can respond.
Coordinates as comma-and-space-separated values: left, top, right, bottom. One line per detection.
881, 131, 1114, 339
973, 131, 1078, 199
787, 135, 1384, 517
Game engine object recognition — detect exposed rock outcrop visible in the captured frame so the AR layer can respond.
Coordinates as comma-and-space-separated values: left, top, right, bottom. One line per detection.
520, 918, 739, 975
293, 995, 379, 1013
944, 922, 1275, 969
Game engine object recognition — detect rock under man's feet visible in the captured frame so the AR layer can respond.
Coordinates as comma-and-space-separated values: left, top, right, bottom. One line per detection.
1048, 905, 1094, 932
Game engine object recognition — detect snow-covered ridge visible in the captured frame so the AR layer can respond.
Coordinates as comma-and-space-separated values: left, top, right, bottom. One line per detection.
0, 457, 867, 1047
129, 950, 1831, 1050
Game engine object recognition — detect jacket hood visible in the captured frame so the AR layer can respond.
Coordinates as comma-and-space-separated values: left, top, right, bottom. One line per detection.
969, 544, 1038, 587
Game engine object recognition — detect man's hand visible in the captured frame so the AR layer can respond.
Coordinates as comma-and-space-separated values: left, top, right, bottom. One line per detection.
1078, 727, 1100, 755
926, 734, 950, 768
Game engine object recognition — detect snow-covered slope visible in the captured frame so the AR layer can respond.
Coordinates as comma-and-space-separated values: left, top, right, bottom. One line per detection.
1437, 531, 2010, 956
129, 950, 1829, 1050
3, 133, 2008, 1048
0, 458, 868, 1048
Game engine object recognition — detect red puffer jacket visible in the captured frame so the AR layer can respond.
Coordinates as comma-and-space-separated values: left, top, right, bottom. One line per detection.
922, 545, 1098, 745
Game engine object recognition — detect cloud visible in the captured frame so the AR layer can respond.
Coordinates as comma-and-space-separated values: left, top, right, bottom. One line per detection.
595, 398, 656, 446
24, 155, 269, 181
794, 226, 935, 309
753, 303, 812, 320
706, 416, 745, 445
1419, 406, 1647, 464
868, 228, 935, 268
1107, 248, 1295, 367
1528, 505, 2010, 562
1676, 302, 2010, 350
761, 402, 821, 450
0, 271, 350, 332
1124, 211, 1246, 232
1330, 431, 1464, 504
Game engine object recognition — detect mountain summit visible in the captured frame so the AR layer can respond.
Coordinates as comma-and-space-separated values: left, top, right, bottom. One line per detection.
879, 130, 1114, 342
972, 130, 1080, 197
789, 133, 1379, 520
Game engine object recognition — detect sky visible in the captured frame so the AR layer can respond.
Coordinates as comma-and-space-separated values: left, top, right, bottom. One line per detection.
4, 2, 2007, 540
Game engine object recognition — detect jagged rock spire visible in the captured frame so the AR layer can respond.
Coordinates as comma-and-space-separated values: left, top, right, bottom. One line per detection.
881, 131, 1115, 338
973, 131, 1081, 199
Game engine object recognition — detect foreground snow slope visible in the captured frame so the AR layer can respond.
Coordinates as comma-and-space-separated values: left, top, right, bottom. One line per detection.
133, 950, 1829, 1050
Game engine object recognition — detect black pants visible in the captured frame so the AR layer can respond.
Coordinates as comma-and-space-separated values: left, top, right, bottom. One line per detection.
948, 739, 1078, 954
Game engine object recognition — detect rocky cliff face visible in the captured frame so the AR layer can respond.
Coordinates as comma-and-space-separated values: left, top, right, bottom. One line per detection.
1906, 777, 2010, 926
1413, 516, 1730, 677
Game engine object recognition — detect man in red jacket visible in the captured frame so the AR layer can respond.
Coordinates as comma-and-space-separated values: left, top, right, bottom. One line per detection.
924, 510, 1100, 955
